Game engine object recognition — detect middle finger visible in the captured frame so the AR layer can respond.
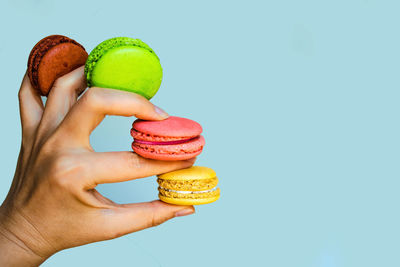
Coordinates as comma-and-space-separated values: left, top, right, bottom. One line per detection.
35, 66, 86, 144
80, 151, 196, 188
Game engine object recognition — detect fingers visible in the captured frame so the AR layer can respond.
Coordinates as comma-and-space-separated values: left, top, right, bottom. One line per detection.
55, 87, 169, 147
18, 73, 44, 144
35, 66, 86, 142
81, 152, 195, 187
104, 200, 195, 237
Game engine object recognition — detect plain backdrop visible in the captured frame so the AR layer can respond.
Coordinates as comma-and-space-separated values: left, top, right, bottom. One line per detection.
1, 0, 400, 266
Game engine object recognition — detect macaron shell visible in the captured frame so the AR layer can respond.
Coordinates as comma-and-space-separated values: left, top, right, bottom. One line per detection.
88, 45, 162, 99
133, 116, 202, 138
158, 166, 216, 181
159, 194, 220, 205
37, 43, 88, 95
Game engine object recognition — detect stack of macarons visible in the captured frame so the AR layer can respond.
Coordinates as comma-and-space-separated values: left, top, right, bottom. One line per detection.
27, 35, 219, 205
130, 116, 219, 205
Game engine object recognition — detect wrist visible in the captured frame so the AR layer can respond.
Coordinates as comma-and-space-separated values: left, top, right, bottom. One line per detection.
0, 208, 49, 266
0, 226, 45, 267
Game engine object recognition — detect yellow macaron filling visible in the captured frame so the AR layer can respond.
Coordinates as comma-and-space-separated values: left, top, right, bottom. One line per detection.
157, 177, 218, 191
159, 187, 220, 199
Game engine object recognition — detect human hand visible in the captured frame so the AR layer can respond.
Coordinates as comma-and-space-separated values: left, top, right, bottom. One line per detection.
0, 67, 195, 266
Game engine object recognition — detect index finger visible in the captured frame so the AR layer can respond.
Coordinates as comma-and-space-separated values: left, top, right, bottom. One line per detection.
80, 152, 196, 188
53, 87, 168, 147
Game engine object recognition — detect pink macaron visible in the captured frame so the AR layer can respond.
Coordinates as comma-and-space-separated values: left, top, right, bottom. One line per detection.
131, 116, 205, 161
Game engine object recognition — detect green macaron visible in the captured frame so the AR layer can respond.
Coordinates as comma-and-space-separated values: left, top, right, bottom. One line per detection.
85, 37, 163, 99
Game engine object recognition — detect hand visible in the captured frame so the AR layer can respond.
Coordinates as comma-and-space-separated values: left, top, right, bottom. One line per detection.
0, 67, 195, 266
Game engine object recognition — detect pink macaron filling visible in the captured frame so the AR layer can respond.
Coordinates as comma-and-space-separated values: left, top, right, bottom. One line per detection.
134, 136, 200, 146
130, 128, 193, 142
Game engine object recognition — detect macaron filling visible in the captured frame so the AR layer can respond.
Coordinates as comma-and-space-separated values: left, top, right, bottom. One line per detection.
133, 136, 199, 146
130, 128, 194, 142
159, 187, 220, 200
158, 186, 218, 194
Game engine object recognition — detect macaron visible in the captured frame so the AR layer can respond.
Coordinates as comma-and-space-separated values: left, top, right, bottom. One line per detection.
131, 116, 205, 161
85, 37, 162, 100
27, 35, 88, 96
157, 166, 220, 205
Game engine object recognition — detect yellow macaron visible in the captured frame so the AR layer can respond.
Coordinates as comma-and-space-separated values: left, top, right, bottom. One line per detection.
157, 166, 220, 205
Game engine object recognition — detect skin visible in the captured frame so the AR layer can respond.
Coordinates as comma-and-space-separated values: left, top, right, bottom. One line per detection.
0, 66, 195, 266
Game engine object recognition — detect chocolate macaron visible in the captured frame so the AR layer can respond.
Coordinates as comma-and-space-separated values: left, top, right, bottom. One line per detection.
27, 35, 88, 96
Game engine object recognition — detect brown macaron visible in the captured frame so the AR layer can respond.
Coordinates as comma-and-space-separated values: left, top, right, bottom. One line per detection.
27, 35, 88, 96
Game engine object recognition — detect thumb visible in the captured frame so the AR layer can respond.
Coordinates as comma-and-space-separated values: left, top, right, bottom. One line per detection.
106, 200, 195, 238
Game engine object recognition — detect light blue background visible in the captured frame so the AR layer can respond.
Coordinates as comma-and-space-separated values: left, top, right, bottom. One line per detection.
1, 0, 400, 266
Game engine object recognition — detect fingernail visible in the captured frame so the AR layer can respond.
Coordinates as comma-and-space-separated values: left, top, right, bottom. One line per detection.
175, 208, 195, 217
154, 106, 169, 119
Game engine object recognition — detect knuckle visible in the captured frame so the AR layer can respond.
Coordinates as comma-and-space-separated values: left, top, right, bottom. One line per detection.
40, 136, 58, 155
82, 87, 104, 110
18, 88, 24, 101
52, 72, 85, 95
18, 86, 31, 102
128, 92, 145, 102
106, 229, 125, 240
48, 154, 86, 189
53, 72, 78, 90
53, 75, 71, 90
128, 93, 148, 108
21, 136, 33, 151
148, 201, 164, 227
127, 153, 142, 169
